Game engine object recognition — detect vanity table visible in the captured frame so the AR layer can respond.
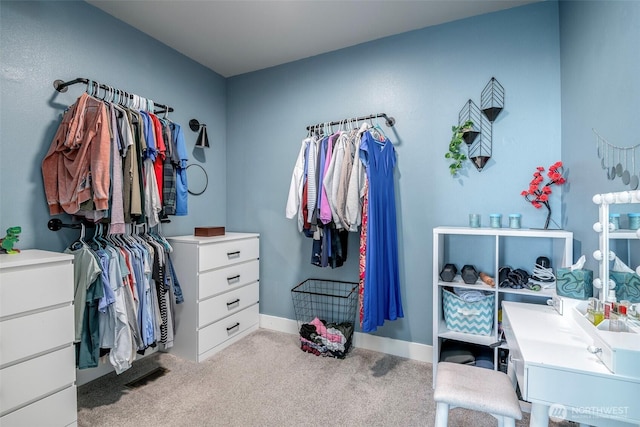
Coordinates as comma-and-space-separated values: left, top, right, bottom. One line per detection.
502, 301, 640, 427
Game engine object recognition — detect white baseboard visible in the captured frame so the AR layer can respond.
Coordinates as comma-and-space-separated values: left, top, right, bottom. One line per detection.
259, 314, 433, 363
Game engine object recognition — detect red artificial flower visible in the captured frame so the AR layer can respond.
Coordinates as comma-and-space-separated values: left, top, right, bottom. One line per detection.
521, 161, 567, 210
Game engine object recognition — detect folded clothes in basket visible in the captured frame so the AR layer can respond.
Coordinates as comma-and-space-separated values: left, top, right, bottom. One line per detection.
453, 287, 492, 303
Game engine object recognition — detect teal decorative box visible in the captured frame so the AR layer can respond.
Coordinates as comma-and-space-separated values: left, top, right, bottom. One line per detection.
556, 268, 593, 300
609, 272, 640, 303
442, 288, 494, 336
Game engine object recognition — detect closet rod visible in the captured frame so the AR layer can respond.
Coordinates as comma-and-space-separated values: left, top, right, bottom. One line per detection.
53, 77, 174, 113
306, 112, 395, 131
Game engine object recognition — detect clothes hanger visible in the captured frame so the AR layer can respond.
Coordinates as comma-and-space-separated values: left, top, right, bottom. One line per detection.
369, 116, 387, 144
149, 223, 172, 252
104, 224, 120, 247
69, 223, 88, 251
96, 223, 113, 249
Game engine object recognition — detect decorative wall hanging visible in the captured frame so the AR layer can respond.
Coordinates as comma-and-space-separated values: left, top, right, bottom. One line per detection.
445, 77, 505, 175
593, 128, 640, 190
186, 164, 208, 195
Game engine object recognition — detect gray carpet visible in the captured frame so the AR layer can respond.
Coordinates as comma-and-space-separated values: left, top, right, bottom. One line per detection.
77, 329, 573, 426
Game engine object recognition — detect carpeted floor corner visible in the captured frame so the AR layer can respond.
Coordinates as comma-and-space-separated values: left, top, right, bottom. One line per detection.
77, 329, 574, 426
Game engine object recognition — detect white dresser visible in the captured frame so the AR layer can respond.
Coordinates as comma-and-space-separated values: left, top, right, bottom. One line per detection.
0, 249, 77, 427
167, 233, 260, 362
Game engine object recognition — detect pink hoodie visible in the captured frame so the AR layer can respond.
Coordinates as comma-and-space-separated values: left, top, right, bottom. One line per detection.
42, 93, 111, 215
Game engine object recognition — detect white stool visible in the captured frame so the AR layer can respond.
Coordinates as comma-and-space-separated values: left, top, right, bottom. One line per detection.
434, 362, 522, 427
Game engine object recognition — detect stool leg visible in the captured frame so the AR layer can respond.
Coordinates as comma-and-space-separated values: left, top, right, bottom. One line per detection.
503, 417, 516, 427
434, 402, 449, 427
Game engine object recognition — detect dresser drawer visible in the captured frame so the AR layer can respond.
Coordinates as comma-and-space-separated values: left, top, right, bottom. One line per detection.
199, 238, 259, 272
199, 260, 259, 300
0, 384, 77, 427
0, 263, 73, 318
198, 303, 259, 355
199, 282, 259, 327
0, 305, 74, 368
0, 345, 75, 415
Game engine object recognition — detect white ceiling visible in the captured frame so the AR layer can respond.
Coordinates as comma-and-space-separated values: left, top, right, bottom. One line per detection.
86, 0, 539, 78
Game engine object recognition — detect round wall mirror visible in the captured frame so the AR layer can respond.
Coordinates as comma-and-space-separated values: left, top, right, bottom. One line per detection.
186, 164, 208, 196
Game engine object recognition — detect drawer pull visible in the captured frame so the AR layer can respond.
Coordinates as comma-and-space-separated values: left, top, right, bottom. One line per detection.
227, 274, 240, 284
226, 322, 240, 334
227, 251, 241, 259
226, 298, 240, 309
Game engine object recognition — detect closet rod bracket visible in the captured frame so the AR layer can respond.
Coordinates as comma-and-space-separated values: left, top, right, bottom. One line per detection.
47, 218, 93, 231
383, 114, 396, 127
53, 79, 70, 93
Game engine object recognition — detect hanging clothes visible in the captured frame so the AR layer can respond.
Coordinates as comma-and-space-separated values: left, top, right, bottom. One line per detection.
42, 90, 189, 229
42, 93, 111, 216
359, 129, 403, 332
63, 225, 182, 372
286, 119, 403, 332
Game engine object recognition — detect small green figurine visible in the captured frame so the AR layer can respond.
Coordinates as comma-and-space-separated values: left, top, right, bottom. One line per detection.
0, 226, 22, 254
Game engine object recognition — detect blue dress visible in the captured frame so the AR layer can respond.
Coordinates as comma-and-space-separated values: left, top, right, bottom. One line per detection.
360, 130, 403, 332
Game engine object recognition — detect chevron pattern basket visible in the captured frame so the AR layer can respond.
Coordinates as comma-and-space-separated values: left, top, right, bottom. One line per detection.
442, 288, 494, 336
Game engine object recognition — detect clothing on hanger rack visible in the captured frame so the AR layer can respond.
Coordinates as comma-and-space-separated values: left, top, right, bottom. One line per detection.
286, 114, 403, 333
43, 79, 189, 229
51, 220, 183, 373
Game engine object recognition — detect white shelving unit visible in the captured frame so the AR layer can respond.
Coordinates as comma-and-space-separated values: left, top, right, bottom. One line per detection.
432, 226, 573, 385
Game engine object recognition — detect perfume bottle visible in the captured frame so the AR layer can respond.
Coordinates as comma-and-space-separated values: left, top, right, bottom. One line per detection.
593, 300, 604, 326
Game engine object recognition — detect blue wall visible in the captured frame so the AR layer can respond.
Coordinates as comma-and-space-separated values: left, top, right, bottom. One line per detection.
227, 2, 562, 344
3, 1, 636, 348
560, 1, 640, 271
0, 1, 227, 252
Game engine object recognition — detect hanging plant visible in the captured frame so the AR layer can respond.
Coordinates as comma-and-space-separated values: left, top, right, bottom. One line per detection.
445, 120, 474, 175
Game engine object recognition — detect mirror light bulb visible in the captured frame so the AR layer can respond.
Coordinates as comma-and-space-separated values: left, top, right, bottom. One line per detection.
618, 192, 631, 203
593, 222, 603, 233
593, 278, 602, 289
593, 250, 603, 261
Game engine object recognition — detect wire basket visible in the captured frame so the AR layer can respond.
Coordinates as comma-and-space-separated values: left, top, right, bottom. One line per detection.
291, 278, 358, 358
